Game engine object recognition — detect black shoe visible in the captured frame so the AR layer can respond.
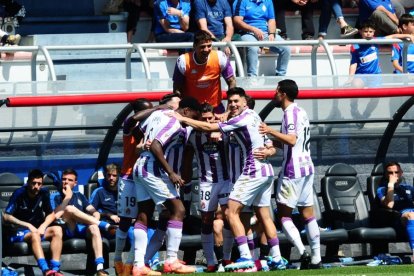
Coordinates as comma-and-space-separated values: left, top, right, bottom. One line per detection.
302, 34, 314, 40
309, 261, 323, 269
300, 251, 311, 270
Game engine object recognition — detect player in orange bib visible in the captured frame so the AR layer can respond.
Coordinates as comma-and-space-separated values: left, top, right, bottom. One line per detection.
173, 31, 236, 114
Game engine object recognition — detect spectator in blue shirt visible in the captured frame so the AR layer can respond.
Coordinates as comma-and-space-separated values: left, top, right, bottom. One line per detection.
359, 0, 402, 35
154, 0, 194, 49
376, 162, 414, 262
3, 169, 64, 276
233, 0, 291, 76
348, 21, 414, 126
51, 169, 116, 276
194, 0, 234, 56
391, 13, 414, 73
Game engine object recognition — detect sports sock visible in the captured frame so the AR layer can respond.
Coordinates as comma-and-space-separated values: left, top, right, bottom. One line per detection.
133, 222, 148, 267
114, 228, 128, 262
166, 220, 183, 262
281, 217, 306, 255
235, 236, 252, 259
305, 216, 321, 264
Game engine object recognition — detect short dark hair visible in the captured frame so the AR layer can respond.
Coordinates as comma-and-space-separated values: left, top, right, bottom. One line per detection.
399, 14, 414, 28
201, 103, 214, 113
245, 94, 255, 109
227, 87, 247, 99
131, 98, 153, 113
179, 97, 202, 113
62, 168, 78, 180
384, 161, 402, 172
360, 20, 376, 31
28, 169, 43, 182
277, 79, 298, 101
159, 93, 181, 105
193, 30, 213, 47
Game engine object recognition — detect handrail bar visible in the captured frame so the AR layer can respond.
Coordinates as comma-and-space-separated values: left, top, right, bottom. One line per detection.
0, 38, 410, 82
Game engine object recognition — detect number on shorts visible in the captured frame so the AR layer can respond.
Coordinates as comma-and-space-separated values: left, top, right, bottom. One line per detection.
125, 196, 136, 207
200, 190, 211, 200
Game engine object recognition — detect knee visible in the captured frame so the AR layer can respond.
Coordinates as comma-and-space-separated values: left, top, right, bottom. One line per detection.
64, 205, 77, 216
88, 225, 101, 237
50, 226, 63, 239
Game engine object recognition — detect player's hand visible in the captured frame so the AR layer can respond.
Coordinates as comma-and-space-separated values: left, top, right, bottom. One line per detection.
144, 139, 152, 150
62, 184, 73, 199
110, 214, 121, 224
210, 132, 222, 142
27, 224, 38, 234
388, 174, 399, 186
292, 0, 308, 6
215, 112, 229, 122
259, 122, 271, 135
169, 111, 184, 122
37, 225, 46, 235
253, 147, 268, 160
169, 172, 185, 187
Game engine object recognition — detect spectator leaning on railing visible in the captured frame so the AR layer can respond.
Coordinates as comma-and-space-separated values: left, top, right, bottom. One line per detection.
391, 13, 414, 73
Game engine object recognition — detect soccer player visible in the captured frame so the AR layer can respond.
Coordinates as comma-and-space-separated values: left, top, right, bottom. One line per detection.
173, 31, 236, 113
51, 169, 116, 276
181, 102, 231, 272
259, 79, 322, 269
171, 87, 285, 271
131, 97, 201, 275
3, 169, 64, 276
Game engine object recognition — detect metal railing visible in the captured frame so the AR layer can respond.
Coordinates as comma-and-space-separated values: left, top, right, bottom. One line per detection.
0, 38, 411, 81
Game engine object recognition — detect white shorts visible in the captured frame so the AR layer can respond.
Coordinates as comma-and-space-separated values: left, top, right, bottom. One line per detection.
199, 180, 231, 212
276, 174, 314, 208
133, 158, 179, 205
117, 178, 138, 218
229, 175, 273, 207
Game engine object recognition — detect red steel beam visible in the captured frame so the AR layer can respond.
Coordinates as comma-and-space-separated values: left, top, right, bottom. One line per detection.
4, 86, 414, 107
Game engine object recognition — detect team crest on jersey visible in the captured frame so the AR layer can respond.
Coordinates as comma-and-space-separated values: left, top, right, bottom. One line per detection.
201, 201, 206, 209
288, 124, 295, 130
202, 141, 219, 154
126, 208, 130, 215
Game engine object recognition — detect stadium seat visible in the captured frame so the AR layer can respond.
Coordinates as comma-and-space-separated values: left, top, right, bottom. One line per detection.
0, 172, 23, 187
321, 163, 396, 255
367, 163, 407, 239
301, 190, 349, 256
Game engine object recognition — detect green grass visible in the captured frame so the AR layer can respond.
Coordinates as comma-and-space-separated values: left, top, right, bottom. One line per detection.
211, 265, 414, 275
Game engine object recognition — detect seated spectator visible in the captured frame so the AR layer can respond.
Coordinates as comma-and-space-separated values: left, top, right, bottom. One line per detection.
318, 0, 358, 38
121, 0, 155, 43
376, 162, 414, 262
273, 0, 316, 40
51, 169, 116, 276
2, 169, 64, 276
359, 0, 401, 35
391, 14, 414, 73
193, 0, 234, 56
233, 0, 291, 76
102, 0, 123, 14
154, 0, 194, 52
